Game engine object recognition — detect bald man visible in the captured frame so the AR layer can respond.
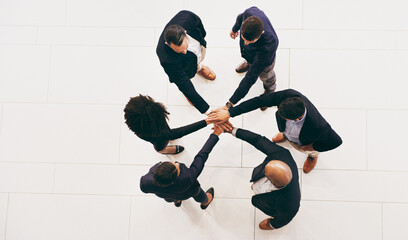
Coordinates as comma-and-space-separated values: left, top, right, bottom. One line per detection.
225, 124, 300, 230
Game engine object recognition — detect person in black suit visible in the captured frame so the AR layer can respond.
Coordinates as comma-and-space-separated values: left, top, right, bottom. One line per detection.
222, 123, 300, 230
140, 124, 229, 208
156, 10, 216, 115
222, 7, 279, 112
208, 89, 343, 173
124, 94, 213, 155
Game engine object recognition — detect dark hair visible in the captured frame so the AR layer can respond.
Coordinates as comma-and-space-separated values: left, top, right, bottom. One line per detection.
241, 16, 263, 41
164, 25, 186, 46
278, 97, 305, 120
153, 162, 178, 187
124, 94, 169, 138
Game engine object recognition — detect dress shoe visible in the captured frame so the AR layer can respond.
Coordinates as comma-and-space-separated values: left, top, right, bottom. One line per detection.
200, 187, 214, 210
174, 200, 182, 207
303, 155, 318, 173
197, 65, 216, 80
259, 218, 274, 230
161, 145, 184, 155
235, 60, 250, 73
272, 132, 285, 143
260, 90, 274, 111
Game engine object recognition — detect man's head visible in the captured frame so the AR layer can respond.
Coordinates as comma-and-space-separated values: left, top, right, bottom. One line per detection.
164, 25, 188, 54
241, 16, 264, 45
278, 97, 305, 121
265, 160, 292, 188
153, 161, 180, 187
123, 94, 169, 137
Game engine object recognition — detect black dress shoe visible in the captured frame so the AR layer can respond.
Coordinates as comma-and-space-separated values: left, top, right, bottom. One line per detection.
162, 145, 184, 155
200, 187, 214, 210
174, 200, 182, 207
235, 61, 250, 73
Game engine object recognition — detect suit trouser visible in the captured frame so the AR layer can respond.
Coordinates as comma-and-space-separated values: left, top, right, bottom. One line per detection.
284, 136, 319, 158
164, 187, 208, 204
258, 59, 277, 92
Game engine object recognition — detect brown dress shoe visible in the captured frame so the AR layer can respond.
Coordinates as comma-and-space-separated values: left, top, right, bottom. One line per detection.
235, 60, 250, 73
197, 65, 216, 80
259, 218, 274, 230
272, 132, 285, 143
303, 155, 318, 173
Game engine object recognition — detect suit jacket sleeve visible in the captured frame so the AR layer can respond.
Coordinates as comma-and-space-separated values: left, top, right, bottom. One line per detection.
162, 62, 210, 114
165, 120, 207, 140
269, 208, 299, 229
188, 134, 219, 180
232, 13, 244, 33
235, 128, 286, 156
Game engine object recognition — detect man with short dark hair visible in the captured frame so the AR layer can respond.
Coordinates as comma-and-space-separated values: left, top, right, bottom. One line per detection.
156, 10, 216, 115
208, 89, 343, 173
224, 7, 279, 111
140, 124, 229, 209
221, 123, 300, 230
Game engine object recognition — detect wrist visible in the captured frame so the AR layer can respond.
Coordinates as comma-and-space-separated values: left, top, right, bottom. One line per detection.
225, 101, 233, 109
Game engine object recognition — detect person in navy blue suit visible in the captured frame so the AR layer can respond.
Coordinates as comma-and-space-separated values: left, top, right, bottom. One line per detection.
156, 10, 216, 115
222, 7, 279, 112
140, 124, 230, 209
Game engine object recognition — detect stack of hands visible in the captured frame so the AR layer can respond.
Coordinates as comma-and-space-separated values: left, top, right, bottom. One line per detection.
205, 106, 236, 136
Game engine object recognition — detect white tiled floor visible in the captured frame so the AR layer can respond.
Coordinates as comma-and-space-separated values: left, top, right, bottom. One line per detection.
0, 0, 407, 239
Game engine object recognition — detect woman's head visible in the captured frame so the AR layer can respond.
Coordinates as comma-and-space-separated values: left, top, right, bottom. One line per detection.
124, 95, 169, 137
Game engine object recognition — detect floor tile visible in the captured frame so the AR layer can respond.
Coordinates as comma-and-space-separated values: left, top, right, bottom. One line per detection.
6, 194, 130, 240
304, 0, 408, 30
0, 163, 54, 193
367, 110, 408, 171
49, 46, 167, 105
0, 0, 65, 25
302, 170, 408, 202
0, 194, 7, 240
0, 26, 37, 44
0, 103, 121, 164
383, 203, 408, 240
396, 31, 408, 49
278, 30, 396, 49
54, 164, 150, 195
38, 27, 155, 46
130, 196, 254, 240
0, 46, 50, 102
255, 201, 381, 240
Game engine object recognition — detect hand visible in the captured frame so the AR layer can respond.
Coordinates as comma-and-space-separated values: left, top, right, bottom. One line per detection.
300, 143, 315, 151
212, 124, 224, 136
218, 121, 234, 133
207, 110, 230, 123
230, 30, 239, 39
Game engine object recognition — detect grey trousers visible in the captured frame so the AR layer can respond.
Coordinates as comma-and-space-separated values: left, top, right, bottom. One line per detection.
259, 59, 277, 92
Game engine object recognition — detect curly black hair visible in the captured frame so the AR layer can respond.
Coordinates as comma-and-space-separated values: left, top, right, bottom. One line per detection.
124, 95, 170, 138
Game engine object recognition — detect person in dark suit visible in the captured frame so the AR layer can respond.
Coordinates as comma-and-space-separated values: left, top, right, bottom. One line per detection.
222, 123, 300, 230
208, 89, 343, 173
140, 124, 229, 208
222, 6, 279, 111
124, 94, 213, 155
156, 10, 216, 115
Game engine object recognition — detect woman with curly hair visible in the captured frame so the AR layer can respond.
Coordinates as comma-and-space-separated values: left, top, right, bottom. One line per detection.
124, 94, 211, 154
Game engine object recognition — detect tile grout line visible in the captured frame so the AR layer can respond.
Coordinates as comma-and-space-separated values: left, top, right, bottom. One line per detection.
4, 193, 9, 240
253, 207, 256, 240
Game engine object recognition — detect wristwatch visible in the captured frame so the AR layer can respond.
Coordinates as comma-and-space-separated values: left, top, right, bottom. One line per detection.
225, 101, 233, 109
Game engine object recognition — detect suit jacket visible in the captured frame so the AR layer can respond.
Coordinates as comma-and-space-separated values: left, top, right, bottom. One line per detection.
137, 120, 207, 148
140, 134, 219, 200
229, 6, 279, 105
229, 89, 343, 152
235, 128, 300, 229
156, 10, 209, 113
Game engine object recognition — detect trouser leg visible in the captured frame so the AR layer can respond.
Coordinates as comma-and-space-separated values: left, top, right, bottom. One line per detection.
193, 187, 208, 204
259, 59, 276, 92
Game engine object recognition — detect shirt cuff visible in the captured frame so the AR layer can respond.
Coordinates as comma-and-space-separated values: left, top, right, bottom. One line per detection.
231, 128, 238, 136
